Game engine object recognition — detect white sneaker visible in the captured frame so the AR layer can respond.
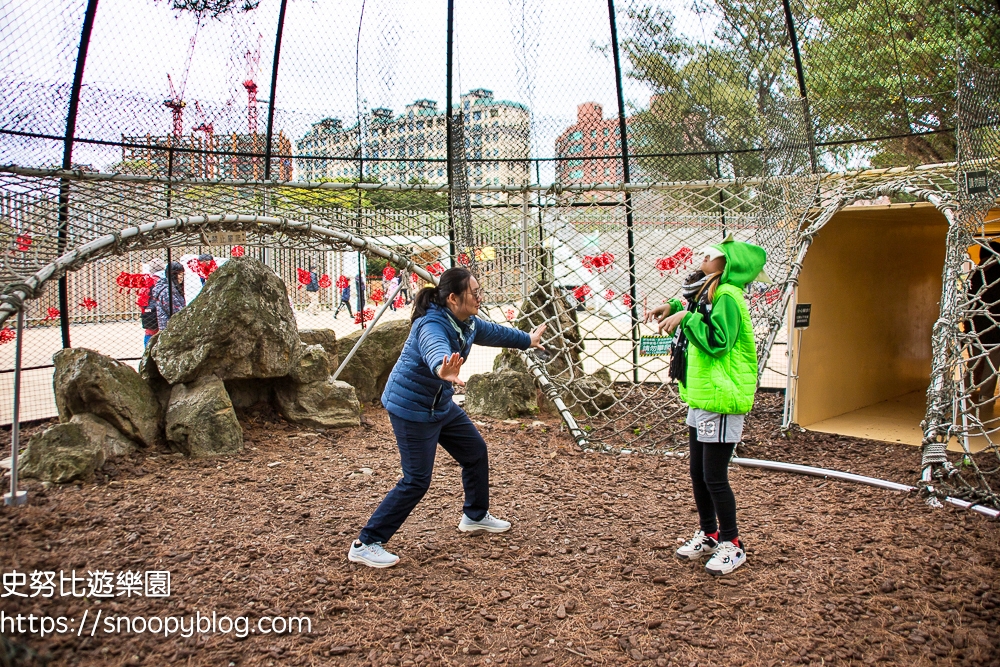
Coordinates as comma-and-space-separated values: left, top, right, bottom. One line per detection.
675, 530, 720, 560
458, 511, 511, 534
348, 541, 399, 568
704, 540, 746, 576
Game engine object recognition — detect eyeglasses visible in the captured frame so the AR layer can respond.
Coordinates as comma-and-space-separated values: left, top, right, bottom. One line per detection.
468, 288, 485, 301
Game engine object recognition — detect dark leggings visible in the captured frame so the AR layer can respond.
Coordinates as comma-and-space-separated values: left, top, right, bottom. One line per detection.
689, 427, 739, 542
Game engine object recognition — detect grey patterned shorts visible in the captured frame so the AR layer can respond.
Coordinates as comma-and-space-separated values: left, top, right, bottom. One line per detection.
686, 408, 746, 444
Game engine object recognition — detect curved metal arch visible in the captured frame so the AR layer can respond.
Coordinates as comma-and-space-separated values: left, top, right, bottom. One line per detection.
757, 180, 958, 381
0, 214, 439, 327
0, 213, 589, 447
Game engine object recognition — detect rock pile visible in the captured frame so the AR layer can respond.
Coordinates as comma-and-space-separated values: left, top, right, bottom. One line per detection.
20, 258, 369, 484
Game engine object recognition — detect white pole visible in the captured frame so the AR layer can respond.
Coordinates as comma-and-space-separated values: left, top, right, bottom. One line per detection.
332, 278, 406, 382
5, 308, 27, 506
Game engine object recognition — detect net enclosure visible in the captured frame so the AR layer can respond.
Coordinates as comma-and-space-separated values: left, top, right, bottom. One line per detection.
1, 0, 999, 507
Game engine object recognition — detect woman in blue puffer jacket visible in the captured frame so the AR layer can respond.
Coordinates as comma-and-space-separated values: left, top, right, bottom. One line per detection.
349, 267, 546, 568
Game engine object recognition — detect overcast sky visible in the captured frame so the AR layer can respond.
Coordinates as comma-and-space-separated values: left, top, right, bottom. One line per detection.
2, 0, 720, 179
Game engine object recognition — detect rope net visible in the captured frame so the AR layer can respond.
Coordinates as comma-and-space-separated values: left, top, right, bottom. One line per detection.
918, 57, 1000, 508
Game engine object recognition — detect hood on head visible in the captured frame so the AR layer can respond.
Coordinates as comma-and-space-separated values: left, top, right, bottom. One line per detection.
713, 235, 769, 289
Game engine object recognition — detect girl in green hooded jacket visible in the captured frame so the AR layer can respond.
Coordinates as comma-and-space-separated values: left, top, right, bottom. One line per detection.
646, 236, 768, 576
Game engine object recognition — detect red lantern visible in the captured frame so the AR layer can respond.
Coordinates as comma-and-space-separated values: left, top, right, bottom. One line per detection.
505, 308, 515, 321
115, 272, 156, 292
188, 258, 217, 280
200, 258, 217, 278
231, 245, 245, 257
15, 234, 31, 252
78, 297, 97, 311
426, 261, 445, 276
674, 246, 693, 266
371, 288, 385, 305
604, 289, 615, 300
354, 307, 375, 324
573, 285, 591, 302
581, 255, 595, 272
296, 267, 311, 289
393, 294, 405, 310
622, 294, 633, 308
457, 253, 470, 266
655, 257, 677, 275
382, 266, 396, 281
336, 275, 349, 289
319, 274, 332, 289
44, 307, 60, 321
0, 328, 14, 344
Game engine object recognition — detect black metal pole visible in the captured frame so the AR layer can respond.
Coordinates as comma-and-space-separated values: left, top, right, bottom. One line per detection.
780, 0, 818, 172
56, 0, 100, 349
264, 0, 288, 181
715, 151, 727, 239
445, 0, 456, 263
607, 0, 640, 384
166, 146, 174, 319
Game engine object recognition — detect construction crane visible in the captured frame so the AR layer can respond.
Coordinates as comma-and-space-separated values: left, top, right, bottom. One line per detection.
164, 19, 201, 138
242, 33, 262, 135
192, 100, 214, 136
192, 100, 215, 178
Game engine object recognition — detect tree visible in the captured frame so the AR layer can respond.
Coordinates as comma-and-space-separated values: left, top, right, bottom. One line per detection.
620, 0, 807, 182
155, 0, 259, 19
618, 0, 999, 171
802, 0, 999, 166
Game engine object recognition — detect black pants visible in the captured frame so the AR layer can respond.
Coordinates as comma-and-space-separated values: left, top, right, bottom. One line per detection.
689, 427, 739, 542
335, 298, 353, 317
358, 401, 490, 545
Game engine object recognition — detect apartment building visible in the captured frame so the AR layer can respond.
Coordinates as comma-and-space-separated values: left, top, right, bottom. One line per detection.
296, 89, 530, 187
554, 102, 624, 184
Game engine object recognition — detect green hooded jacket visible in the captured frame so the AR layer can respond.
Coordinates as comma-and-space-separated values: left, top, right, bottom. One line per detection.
668, 237, 767, 414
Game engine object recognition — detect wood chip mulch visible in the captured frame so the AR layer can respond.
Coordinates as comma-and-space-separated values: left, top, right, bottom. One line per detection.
2, 393, 998, 667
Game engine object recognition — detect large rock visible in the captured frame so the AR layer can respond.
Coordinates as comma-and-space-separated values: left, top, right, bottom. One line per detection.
275, 379, 361, 429
53, 348, 162, 447
18, 414, 134, 484
335, 319, 411, 403
138, 334, 171, 412
289, 344, 331, 384
515, 286, 585, 381
152, 257, 301, 384
564, 375, 616, 415
299, 329, 339, 368
165, 375, 243, 457
465, 370, 538, 419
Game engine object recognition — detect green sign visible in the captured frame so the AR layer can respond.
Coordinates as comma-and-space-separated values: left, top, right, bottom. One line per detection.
639, 335, 674, 356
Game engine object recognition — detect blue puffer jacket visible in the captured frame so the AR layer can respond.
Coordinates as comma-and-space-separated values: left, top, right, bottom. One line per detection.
381, 303, 531, 422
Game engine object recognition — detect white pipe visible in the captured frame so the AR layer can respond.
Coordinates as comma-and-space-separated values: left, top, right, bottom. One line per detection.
332, 278, 405, 382
3, 309, 27, 506
733, 457, 999, 519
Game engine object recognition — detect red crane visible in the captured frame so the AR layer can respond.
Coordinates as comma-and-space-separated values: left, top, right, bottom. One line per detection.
164, 19, 201, 138
192, 100, 214, 136
192, 100, 215, 178
243, 33, 262, 135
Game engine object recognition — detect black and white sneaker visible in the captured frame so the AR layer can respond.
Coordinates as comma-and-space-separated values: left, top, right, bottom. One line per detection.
704, 540, 746, 576
675, 530, 719, 560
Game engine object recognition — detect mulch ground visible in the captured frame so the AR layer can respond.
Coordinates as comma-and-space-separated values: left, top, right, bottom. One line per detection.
2, 392, 999, 667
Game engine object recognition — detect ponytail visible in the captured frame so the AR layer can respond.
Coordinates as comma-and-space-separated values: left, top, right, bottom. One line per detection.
410, 266, 473, 321
411, 286, 439, 321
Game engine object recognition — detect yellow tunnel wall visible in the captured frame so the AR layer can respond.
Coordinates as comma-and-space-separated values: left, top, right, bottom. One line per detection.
794, 203, 948, 428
